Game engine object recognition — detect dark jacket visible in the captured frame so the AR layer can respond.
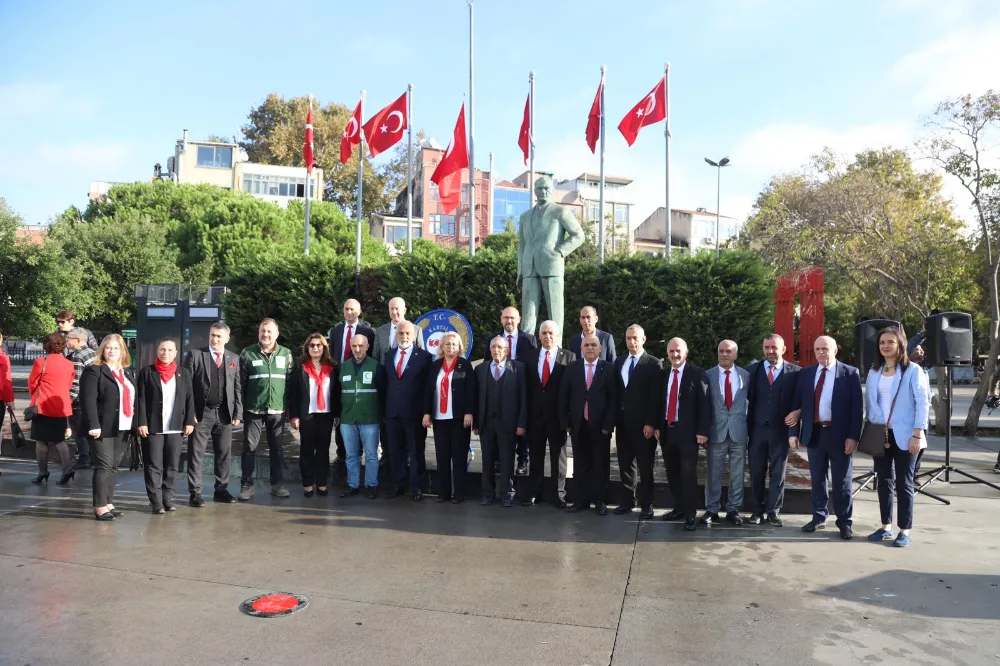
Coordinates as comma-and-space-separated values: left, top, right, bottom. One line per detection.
614, 352, 663, 430
184, 347, 243, 422
482, 330, 538, 363
287, 361, 342, 422
746, 360, 801, 432
381, 346, 432, 420
475, 359, 528, 434
80, 364, 137, 439
569, 329, 618, 363
328, 321, 376, 363
423, 357, 477, 420
136, 365, 196, 434
560, 358, 618, 433
523, 346, 576, 430
658, 363, 711, 446
788, 361, 864, 448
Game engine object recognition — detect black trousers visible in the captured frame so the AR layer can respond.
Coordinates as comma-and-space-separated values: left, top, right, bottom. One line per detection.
874, 431, 918, 530
748, 424, 790, 513
570, 424, 611, 506
187, 407, 233, 496
433, 418, 471, 499
663, 423, 699, 519
92, 431, 128, 508
300, 412, 334, 488
527, 421, 568, 502
142, 433, 183, 506
616, 420, 656, 507
241, 413, 285, 486
386, 417, 426, 493
480, 419, 515, 499
69, 407, 92, 467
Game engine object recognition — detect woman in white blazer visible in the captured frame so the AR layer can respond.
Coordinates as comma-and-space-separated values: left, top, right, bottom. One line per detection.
864, 327, 930, 548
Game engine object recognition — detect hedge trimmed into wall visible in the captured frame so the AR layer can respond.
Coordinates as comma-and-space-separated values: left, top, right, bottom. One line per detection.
223, 247, 774, 368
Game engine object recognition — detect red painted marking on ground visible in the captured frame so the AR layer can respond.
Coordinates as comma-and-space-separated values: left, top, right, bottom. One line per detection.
251, 594, 300, 613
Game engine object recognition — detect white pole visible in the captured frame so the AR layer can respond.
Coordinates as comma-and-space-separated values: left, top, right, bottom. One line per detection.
468, 0, 476, 257
598, 66, 606, 266
407, 83, 414, 253
664, 63, 672, 259
528, 71, 535, 209
304, 95, 312, 256
355, 91, 365, 277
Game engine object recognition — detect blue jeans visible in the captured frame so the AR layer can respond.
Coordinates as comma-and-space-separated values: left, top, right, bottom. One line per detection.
341, 423, 380, 489
705, 437, 746, 513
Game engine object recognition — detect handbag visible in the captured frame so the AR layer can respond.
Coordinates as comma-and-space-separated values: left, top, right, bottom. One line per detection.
23, 356, 48, 421
858, 366, 905, 458
7, 405, 27, 448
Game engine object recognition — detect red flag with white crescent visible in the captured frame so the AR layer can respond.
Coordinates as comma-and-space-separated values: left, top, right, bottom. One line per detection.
303, 104, 315, 174
586, 76, 603, 154
618, 76, 666, 147
362, 91, 408, 158
340, 99, 363, 164
430, 104, 469, 215
517, 94, 530, 165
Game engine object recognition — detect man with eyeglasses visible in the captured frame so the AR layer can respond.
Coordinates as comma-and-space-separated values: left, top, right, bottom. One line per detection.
54, 310, 98, 352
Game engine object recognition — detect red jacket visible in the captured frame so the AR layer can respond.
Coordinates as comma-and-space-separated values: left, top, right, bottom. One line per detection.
28, 354, 74, 417
0, 351, 13, 403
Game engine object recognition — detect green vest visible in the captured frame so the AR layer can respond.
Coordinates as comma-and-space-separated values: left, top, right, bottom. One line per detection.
240, 344, 293, 414
340, 356, 380, 425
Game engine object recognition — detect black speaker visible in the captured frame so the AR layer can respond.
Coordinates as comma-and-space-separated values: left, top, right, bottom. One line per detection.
924, 312, 973, 366
854, 319, 901, 374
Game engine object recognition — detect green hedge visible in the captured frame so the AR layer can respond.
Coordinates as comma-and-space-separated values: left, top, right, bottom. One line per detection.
223, 248, 773, 368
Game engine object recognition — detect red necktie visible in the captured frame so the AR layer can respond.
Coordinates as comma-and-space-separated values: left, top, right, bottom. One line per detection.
767, 365, 775, 385
508, 334, 514, 360
814, 367, 827, 422
214, 352, 222, 368
584, 362, 594, 421
667, 368, 679, 424
440, 357, 456, 413
396, 349, 406, 378
724, 369, 733, 410
113, 369, 132, 417
344, 324, 353, 362
541, 350, 551, 387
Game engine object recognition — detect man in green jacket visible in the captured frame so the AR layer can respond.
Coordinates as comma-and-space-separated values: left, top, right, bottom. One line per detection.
238, 318, 294, 501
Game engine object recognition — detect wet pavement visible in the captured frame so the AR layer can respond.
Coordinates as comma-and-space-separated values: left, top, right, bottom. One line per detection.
1, 454, 999, 666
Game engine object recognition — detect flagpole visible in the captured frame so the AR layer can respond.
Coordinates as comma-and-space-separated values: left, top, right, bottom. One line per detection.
407, 83, 414, 253
598, 67, 606, 266
664, 63, 672, 260
489, 151, 494, 233
355, 90, 365, 284
468, 0, 476, 257
304, 94, 313, 256
528, 71, 535, 209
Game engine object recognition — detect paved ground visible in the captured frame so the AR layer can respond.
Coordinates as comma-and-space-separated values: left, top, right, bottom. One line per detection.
2, 449, 999, 666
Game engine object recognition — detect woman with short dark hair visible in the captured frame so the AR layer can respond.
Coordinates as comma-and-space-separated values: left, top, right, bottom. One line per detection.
28, 333, 75, 485
288, 333, 340, 497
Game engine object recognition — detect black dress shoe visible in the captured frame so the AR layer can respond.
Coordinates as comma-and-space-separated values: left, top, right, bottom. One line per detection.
502, 497, 515, 507
339, 488, 359, 499
110, 509, 124, 518
451, 498, 463, 504
384, 488, 405, 499
699, 511, 719, 526
767, 512, 783, 527
189, 495, 206, 508
840, 524, 854, 540
95, 512, 115, 521
31, 471, 50, 485
163, 501, 176, 512
151, 505, 166, 515
366, 486, 379, 499
596, 502, 608, 516
661, 509, 684, 521
639, 507, 655, 520
684, 518, 697, 531
555, 499, 567, 509
213, 489, 237, 503
435, 496, 451, 503
726, 511, 744, 526
317, 488, 329, 497
613, 503, 636, 515
520, 497, 536, 506
303, 488, 315, 498
748, 512, 763, 525
412, 490, 423, 501
566, 502, 589, 513
480, 495, 494, 505
802, 518, 827, 533
57, 470, 75, 485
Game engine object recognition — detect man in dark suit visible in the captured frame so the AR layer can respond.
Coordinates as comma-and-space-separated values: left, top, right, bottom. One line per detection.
371, 296, 425, 363
522, 320, 576, 508
184, 321, 243, 506
613, 324, 662, 518
787, 335, 863, 540
568, 306, 617, 364
328, 298, 376, 466
654, 337, 711, 531
484, 306, 537, 475
381, 321, 432, 500
561, 334, 618, 515
745, 333, 800, 526
475, 336, 527, 507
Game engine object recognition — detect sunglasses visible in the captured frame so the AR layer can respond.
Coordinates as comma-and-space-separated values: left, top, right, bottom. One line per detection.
56, 320, 70, 324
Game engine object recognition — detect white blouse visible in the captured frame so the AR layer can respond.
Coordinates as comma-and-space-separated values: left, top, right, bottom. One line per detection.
876, 372, 894, 425
434, 367, 455, 420
160, 376, 181, 434
118, 374, 135, 432
308, 374, 331, 414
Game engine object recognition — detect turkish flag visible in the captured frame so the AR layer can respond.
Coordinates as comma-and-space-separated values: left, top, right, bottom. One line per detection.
586, 77, 603, 154
303, 105, 315, 174
618, 76, 666, 147
362, 91, 407, 158
340, 99, 363, 164
430, 104, 469, 215
517, 95, 530, 165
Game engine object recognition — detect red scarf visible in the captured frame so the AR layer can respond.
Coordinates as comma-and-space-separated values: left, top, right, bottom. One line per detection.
440, 356, 458, 413
112, 369, 133, 417
154, 359, 177, 383
303, 361, 333, 411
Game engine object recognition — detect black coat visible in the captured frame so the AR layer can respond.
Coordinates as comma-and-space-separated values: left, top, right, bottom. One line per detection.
482, 330, 537, 363
80, 364, 137, 439
381, 346, 432, 421
287, 361, 342, 421
745, 360, 801, 432
523, 347, 576, 429
136, 365, 196, 434
423, 357, 477, 420
475, 359, 528, 434
327, 321, 376, 363
560, 358, 618, 433
569, 329, 618, 364
184, 347, 243, 422
614, 352, 663, 430
658, 363, 711, 446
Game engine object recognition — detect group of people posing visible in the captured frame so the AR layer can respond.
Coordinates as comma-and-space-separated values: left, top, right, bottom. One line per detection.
18, 302, 929, 546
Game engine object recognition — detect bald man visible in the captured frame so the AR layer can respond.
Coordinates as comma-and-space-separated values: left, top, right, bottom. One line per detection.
569, 306, 617, 363
328, 299, 376, 465
787, 335, 863, 540
372, 297, 425, 364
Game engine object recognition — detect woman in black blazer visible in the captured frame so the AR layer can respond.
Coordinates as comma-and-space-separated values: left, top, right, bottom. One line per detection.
288, 333, 341, 497
136, 338, 195, 514
422, 332, 476, 503
80, 334, 137, 521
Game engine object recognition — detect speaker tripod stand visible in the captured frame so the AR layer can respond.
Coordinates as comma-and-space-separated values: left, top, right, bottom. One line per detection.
915, 366, 1000, 506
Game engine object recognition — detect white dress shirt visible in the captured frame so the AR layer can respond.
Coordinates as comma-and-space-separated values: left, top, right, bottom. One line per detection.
665, 361, 686, 421
160, 376, 181, 434
434, 367, 454, 420
538, 346, 558, 380
308, 374, 331, 414
394, 345, 413, 375
388, 322, 398, 349
717, 364, 743, 396
117, 373, 135, 432
621, 353, 641, 388
814, 360, 837, 422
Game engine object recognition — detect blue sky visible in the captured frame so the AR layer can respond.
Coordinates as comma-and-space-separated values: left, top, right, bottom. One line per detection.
1, 0, 997, 228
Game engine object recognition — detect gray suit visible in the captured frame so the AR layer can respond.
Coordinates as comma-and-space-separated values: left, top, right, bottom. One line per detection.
704, 364, 750, 514
372, 321, 425, 366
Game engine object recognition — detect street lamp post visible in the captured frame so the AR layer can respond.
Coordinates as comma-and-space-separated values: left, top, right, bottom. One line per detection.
704, 156, 731, 257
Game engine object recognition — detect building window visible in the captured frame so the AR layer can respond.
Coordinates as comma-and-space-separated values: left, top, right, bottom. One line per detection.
615, 205, 629, 225
430, 214, 456, 236
492, 187, 530, 233
587, 201, 600, 221
197, 146, 232, 168
241, 174, 313, 198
